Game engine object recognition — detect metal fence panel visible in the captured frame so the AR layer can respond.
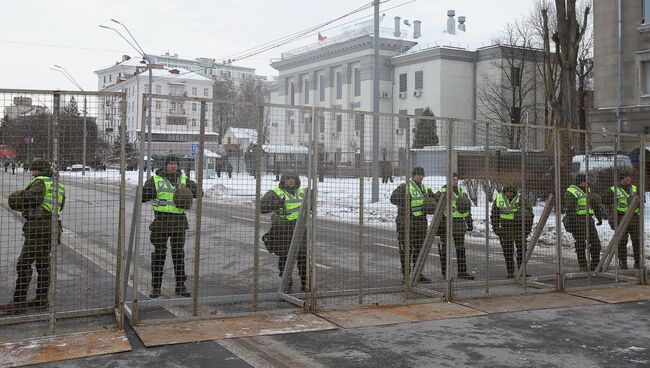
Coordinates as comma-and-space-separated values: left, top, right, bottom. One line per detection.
0, 89, 125, 342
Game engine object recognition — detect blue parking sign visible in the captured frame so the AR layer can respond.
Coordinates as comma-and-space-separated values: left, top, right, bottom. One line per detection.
191, 144, 198, 157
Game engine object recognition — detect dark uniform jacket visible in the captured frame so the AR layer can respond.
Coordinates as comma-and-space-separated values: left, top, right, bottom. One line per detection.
490, 193, 534, 237
142, 168, 198, 231
260, 175, 304, 253
9, 170, 65, 234
390, 180, 435, 222
562, 186, 605, 233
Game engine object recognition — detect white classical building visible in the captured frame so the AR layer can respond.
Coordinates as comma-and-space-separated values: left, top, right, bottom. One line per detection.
95, 57, 217, 153
269, 12, 545, 165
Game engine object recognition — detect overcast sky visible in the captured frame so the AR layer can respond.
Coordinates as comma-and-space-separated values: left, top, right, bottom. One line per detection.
0, 0, 538, 91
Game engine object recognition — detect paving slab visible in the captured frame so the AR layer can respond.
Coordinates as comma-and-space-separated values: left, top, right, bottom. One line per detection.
456, 292, 602, 314
569, 284, 650, 304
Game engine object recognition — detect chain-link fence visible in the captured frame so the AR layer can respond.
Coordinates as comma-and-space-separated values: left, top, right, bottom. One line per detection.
0, 89, 126, 342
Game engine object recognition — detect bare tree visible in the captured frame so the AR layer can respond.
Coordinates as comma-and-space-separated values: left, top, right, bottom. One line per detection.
238, 78, 271, 143
212, 76, 238, 145
478, 20, 542, 149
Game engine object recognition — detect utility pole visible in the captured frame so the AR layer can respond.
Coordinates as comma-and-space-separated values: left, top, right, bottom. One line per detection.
100, 20, 154, 177
372, 0, 380, 203
52, 65, 88, 176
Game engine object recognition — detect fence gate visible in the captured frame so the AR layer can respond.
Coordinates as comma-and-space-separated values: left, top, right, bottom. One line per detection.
0, 89, 126, 343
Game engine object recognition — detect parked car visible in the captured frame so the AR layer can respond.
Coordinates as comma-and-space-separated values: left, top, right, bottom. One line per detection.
69, 164, 91, 172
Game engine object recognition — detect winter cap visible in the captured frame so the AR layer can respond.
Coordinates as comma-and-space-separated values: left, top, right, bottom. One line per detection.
411, 167, 425, 176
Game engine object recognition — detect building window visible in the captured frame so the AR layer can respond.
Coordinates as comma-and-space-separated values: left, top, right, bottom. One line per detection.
644, 0, 650, 24
304, 79, 310, 104
354, 113, 361, 130
192, 103, 197, 112
319, 75, 325, 102
290, 82, 295, 105
203, 88, 209, 97
335, 148, 342, 163
511, 67, 521, 87
399, 73, 407, 93
399, 109, 408, 129
155, 117, 161, 126
168, 116, 186, 125
644, 61, 650, 95
109, 74, 112, 82
319, 115, 325, 133
290, 119, 295, 135
103, 76, 106, 83
155, 101, 161, 110
170, 102, 176, 111
354, 68, 361, 97
414, 108, 424, 116
156, 85, 162, 94
305, 117, 312, 134
415, 71, 423, 90
336, 115, 342, 132
336, 71, 342, 100
192, 87, 197, 96
192, 118, 197, 127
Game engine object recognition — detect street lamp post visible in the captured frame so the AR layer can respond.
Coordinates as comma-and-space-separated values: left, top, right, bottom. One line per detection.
52, 65, 88, 176
100, 20, 154, 177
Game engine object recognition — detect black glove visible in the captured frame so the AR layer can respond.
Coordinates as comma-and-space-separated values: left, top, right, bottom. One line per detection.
466, 218, 474, 232
596, 218, 603, 226
609, 220, 616, 230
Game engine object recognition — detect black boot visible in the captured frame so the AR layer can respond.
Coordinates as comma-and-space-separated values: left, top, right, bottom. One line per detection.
0, 299, 28, 315
175, 284, 190, 298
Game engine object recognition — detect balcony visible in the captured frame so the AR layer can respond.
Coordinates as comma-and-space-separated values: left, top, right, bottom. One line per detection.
168, 109, 186, 116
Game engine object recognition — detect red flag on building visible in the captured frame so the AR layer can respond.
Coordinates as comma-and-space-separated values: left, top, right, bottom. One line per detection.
318, 32, 327, 43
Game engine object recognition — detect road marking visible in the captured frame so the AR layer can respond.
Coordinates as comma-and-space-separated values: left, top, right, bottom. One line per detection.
231, 215, 269, 224
373, 243, 440, 258
315, 263, 332, 270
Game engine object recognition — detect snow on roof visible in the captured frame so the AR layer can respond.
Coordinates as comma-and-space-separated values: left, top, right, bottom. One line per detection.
263, 145, 308, 154
203, 149, 221, 158
136, 129, 218, 135
137, 67, 212, 82
228, 127, 258, 141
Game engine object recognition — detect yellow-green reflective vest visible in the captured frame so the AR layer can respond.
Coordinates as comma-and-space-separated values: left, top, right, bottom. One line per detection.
610, 185, 639, 214
567, 185, 594, 215
153, 174, 187, 214
409, 180, 429, 217
272, 187, 304, 221
26, 176, 65, 215
438, 186, 470, 218
495, 192, 520, 220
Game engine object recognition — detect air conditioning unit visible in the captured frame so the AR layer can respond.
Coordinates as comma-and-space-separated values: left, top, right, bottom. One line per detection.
271, 122, 278, 127
396, 129, 403, 135
398, 92, 407, 99
413, 90, 422, 97
381, 92, 389, 98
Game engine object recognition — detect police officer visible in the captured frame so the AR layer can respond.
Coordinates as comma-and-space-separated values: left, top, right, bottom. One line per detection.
142, 154, 197, 298
435, 173, 475, 280
390, 167, 435, 283
563, 173, 604, 271
261, 171, 307, 291
1, 159, 65, 314
491, 185, 534, 278
603, 172, 641, 269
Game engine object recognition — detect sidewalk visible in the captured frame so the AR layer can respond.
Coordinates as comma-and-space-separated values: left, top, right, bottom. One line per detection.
26, 297, 650, 368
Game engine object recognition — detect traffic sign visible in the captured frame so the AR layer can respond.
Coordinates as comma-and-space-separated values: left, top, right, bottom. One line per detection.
191, 143, 198, 157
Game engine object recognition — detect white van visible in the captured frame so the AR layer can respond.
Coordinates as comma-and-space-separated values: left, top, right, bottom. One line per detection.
571, 154, 633, 174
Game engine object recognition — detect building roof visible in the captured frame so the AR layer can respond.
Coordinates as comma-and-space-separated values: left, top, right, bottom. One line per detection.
227, 127, 258, 141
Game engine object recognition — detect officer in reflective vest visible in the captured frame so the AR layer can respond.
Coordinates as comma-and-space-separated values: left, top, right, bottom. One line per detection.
1, 158, 65, 314
261, 171, 307, 291
603, 172, 641, 269
434, 173, 475, 280
563, 173, 604, 271
390, 167, 436, 283
491, 185, 533, 278
142, 154, 197, 298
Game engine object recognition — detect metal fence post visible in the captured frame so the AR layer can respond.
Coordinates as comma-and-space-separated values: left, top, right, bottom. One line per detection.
484, 123, 490, 293
116, 93, 127, 328
640, 134, 647, 284
554, 128, 564, 292
357, 114, 365, 305
48, 92, 61, 334
521, 122, 528, 289
191, 101, 207, 316
308, 108, 319, 312
404, 113, 411, 299
252, 105, 264, 311
446, 119, 454, 300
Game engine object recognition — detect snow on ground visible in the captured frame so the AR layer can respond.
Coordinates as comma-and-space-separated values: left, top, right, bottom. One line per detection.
61, 170, 650, 256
